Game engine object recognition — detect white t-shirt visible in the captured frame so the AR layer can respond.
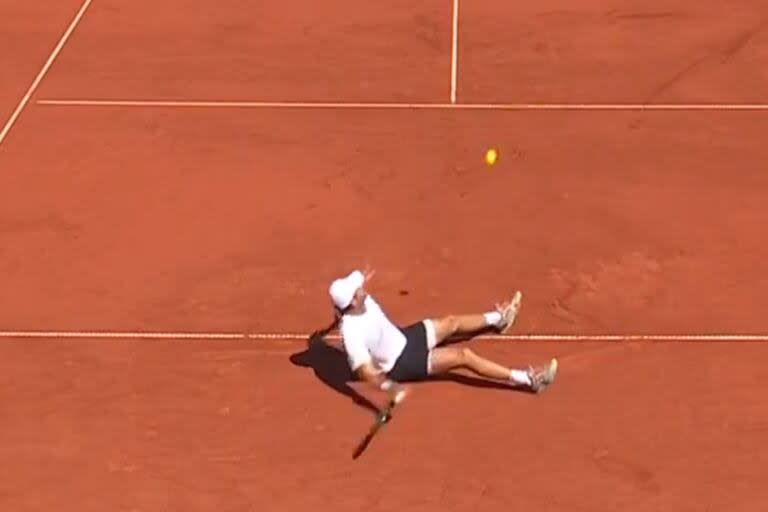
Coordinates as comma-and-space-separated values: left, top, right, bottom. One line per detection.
340, 295, 406, 373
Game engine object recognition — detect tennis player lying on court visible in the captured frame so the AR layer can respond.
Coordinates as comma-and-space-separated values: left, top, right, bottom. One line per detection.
329, 268, 558, 405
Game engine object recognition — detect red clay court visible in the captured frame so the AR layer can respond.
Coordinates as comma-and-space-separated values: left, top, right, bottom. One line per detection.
2, 1, 768, 510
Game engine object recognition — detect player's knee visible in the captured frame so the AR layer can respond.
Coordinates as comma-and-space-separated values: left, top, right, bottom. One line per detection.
443, 315, 460, 336
459, 347, 474, 364
433, 316, 460, 344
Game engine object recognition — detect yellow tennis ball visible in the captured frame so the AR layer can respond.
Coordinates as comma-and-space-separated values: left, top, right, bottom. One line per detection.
485, 148, 498, 166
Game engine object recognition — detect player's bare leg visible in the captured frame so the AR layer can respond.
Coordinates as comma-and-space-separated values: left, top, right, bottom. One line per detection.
428, 346, 558, 392
429, 291, 522, 346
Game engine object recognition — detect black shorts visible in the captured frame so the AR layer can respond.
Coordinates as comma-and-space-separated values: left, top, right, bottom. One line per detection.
386, 321, 431, 382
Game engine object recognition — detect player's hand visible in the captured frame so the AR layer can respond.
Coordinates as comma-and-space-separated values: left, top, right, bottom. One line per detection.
388, 383, 409, 405
362, 265, 376, 283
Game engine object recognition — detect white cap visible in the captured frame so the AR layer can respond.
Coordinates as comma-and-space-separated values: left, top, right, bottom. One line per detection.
329, 270, 364, 310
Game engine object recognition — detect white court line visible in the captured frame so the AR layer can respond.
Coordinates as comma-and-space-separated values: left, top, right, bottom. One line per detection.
450, 0, 460, 104
0, 0, 93, 147
1, 331, 767, 341
36, 99, 768, 110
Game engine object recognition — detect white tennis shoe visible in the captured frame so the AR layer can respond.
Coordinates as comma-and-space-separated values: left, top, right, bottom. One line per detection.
527, 358, 558, 393
495, 291, 523, 333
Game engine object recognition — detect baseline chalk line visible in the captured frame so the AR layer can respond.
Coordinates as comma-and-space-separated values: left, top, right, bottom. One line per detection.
1, 331, 767, 342
35, 99, 768, 111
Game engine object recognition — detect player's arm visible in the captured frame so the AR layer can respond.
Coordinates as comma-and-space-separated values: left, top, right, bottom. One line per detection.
354, 362, 407, 404
342, 322, 408, 404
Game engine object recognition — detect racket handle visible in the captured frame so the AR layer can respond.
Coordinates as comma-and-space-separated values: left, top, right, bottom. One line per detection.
378, 402, 395, 423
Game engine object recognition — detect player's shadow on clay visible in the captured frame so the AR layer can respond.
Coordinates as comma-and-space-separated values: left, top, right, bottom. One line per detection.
289, 325, 531, 415
289, 326, 380, 414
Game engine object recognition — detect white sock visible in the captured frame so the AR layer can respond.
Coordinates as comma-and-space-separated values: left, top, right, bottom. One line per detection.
510, 369, 531, 386
484, 311, 502, 326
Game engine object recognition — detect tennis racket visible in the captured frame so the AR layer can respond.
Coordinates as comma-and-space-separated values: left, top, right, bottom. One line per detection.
352, 398, 398, 459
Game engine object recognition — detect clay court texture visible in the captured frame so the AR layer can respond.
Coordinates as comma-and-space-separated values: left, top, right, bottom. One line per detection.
2, 1, 768, 510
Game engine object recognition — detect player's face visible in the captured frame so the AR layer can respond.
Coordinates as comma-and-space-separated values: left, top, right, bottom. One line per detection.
351, 287, 366, 308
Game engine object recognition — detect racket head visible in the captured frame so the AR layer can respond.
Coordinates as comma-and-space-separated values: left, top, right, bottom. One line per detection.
352, 404, 395, 459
